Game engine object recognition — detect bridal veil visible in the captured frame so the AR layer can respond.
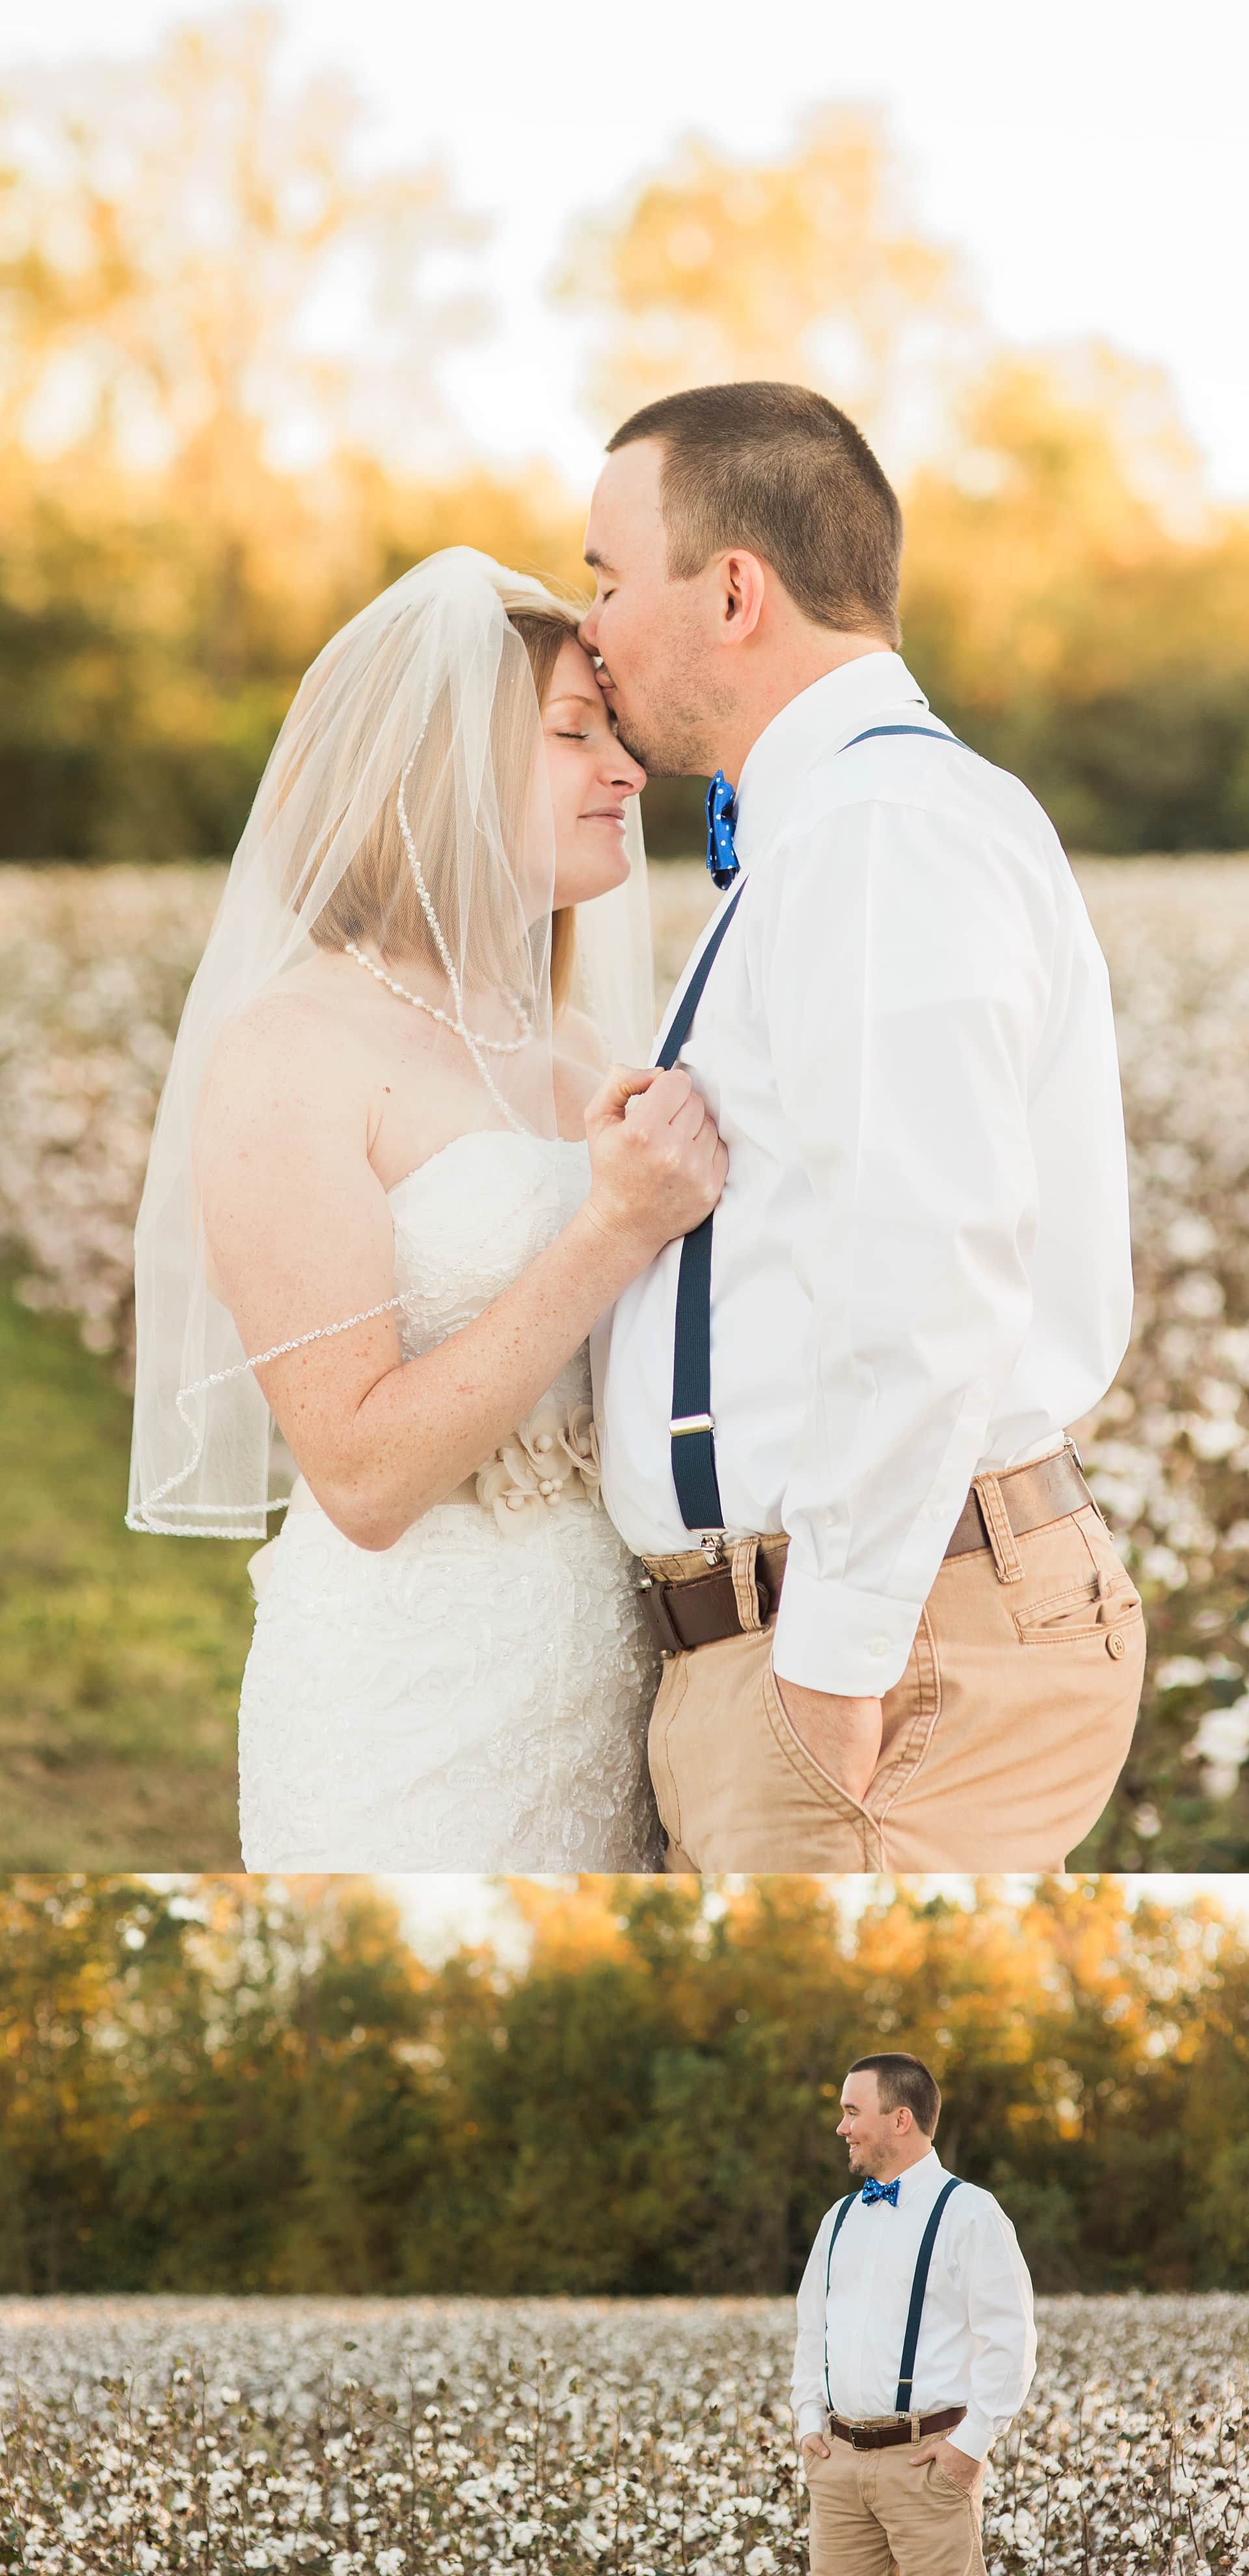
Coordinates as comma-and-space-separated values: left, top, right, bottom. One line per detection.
128, 546, 654, 1538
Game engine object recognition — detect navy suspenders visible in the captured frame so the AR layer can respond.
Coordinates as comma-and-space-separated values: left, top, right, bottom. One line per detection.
657, 721, 969, 1533
821, 2192, 860, 2411
822, 2175, 963, 2416
655, 878, 748, 1529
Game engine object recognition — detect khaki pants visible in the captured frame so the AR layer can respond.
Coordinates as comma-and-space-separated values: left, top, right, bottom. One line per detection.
647, 1503, 1146, 1870
806, 2437, 987, 2576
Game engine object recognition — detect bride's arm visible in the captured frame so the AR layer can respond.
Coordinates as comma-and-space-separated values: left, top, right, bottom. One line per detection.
198, 997, 724, 1550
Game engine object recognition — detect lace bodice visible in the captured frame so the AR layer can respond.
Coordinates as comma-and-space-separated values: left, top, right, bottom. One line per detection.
389, 1127, 589, 1354
388, 1127, 591, 1423
236, 1128, 663, 1870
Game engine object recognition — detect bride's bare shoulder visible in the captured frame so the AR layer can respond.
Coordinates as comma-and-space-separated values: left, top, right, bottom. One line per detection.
200, 971, 373, 1137
209, 967, 370, 1074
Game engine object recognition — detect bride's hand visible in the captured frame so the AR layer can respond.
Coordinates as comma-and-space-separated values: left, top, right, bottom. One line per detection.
583, 1065, 728, 1260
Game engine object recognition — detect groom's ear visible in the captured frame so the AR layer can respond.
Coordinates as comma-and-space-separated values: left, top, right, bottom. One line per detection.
718, 550, 768, 645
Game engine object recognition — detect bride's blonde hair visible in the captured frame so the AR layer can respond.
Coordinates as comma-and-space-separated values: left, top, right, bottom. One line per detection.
501, 594, 584, 1019
306, 578, 584, 1018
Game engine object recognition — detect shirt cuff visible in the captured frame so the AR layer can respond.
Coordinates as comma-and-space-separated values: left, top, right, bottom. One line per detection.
772, 1566, 921, 1696
795, 2402, 827, 2439
947, 2413, 993, 2463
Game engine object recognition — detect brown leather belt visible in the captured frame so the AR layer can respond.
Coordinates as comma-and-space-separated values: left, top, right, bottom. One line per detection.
638, 1443, 1095, 1657
827, 2405, 967, 2452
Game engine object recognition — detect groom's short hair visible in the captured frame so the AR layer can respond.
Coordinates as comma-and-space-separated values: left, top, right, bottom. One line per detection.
848, 2052, 941, 2136
606, 381, 902, 647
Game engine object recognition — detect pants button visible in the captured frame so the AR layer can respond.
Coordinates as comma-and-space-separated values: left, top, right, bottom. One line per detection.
1107, 1631, 1126, 1658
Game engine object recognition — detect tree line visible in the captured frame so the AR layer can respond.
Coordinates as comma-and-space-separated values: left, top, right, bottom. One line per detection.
1, 1872, 1246, 2299
1, 15, 1248, 863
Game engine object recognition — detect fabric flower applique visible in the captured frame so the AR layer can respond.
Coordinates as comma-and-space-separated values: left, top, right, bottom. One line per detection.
476, 1398, 602, 1533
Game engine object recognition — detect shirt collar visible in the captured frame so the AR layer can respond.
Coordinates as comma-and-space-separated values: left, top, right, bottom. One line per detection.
732, 651, 929, 857
884, 2147, 944, 2208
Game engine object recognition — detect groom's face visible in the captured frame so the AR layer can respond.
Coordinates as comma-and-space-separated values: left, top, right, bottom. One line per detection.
580, 440, 731, 779
837, 2070, 905, 2177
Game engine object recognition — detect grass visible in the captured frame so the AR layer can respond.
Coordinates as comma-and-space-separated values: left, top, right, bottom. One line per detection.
0, 1285, 250, 1865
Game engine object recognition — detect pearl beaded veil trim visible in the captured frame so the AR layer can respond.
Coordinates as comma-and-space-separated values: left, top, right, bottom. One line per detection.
130, 1296, 412, 1533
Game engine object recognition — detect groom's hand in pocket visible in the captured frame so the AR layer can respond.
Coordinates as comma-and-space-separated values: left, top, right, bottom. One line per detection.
772, 1672, 883, 1805
905, 2435, 980, 2491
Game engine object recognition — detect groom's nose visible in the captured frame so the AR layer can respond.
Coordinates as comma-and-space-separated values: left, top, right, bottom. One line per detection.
578, 603, 600, 652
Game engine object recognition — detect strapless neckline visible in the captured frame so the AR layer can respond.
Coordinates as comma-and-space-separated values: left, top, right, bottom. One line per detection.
385, 1129, 589, 1205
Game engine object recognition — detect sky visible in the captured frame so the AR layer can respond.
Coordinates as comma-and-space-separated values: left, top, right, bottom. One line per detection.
384, 1873, 1249, 1961
3, 0, 1247, 498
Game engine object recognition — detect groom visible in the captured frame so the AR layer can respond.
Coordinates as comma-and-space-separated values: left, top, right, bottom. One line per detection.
792, 2052, 1036, 2576
584, 379, 1146, 1872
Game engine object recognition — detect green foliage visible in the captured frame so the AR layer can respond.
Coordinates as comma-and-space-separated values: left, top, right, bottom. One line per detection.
0, 1873, 1245, 2297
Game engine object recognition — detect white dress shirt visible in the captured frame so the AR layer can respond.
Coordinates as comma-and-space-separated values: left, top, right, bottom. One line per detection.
595, 651, 1134, 1695
790, 2149, 1037, 2461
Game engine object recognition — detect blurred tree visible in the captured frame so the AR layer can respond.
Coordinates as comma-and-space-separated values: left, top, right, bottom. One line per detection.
0, 7, 496, 858
557, 105, 975, 472
0, 1874, 185, 2288
1, 1873, 1247, 2294
901, 346, 1249, 851
0, 7, 487, 494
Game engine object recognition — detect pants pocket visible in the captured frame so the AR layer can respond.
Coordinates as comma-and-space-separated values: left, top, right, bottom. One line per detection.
1015, 1512, 1144, 1650
760, 1658, 876, 1829
1014, 1577, 1143, 1644
647, 1656, 689, 1848
927, 2459, 974, 2499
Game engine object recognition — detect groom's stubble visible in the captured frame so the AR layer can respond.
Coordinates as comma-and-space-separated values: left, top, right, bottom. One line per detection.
601, 604, 738, 782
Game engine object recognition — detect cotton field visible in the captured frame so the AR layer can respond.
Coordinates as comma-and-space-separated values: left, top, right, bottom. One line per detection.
5, 857, 1249, 1853
0, 2294, 1246, 2575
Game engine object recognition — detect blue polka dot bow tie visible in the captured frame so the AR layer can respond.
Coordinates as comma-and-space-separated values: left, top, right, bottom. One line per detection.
861, 2176, 901, 2208
705, 770, 739, 889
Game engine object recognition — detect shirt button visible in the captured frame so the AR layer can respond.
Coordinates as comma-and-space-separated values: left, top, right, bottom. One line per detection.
1107, 1632, 1126, 1659
868, 1637, 891, 1658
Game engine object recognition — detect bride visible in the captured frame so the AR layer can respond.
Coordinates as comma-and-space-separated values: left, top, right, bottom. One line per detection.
128, 548, 725, 1870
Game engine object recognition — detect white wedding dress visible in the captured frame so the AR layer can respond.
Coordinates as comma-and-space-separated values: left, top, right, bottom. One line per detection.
236, 1129, 663, 1871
